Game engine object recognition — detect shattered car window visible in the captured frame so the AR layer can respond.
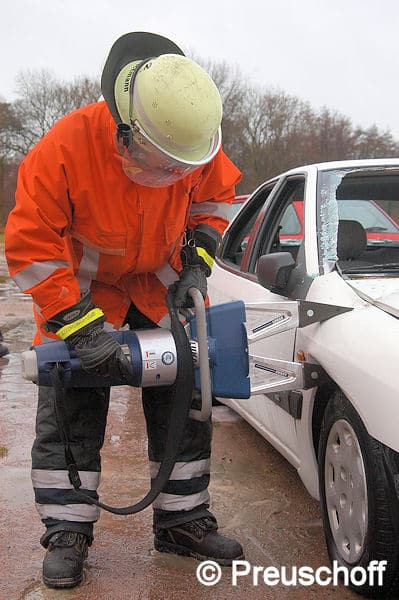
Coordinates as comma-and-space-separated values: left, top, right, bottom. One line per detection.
318, 171, 344, 268
317, 168, 399, 276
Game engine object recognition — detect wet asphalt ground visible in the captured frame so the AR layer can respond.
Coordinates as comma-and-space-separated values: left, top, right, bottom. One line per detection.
0, 245, 357, 600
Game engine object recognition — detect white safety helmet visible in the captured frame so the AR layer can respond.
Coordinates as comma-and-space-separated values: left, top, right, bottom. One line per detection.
101, 32, 222, 187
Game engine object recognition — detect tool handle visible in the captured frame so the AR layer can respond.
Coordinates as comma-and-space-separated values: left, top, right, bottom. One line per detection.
188, 288, 212, 421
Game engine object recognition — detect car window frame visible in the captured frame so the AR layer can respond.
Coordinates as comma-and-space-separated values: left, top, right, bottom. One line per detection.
247, 174, 307, 275
217, 171, 318, 298
216, 179, 280, 277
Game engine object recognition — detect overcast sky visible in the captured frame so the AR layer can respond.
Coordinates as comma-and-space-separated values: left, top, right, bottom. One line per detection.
2, 0, 399, 139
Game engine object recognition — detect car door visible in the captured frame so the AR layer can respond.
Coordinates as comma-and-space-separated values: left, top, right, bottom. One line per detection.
208, 174, 309, 464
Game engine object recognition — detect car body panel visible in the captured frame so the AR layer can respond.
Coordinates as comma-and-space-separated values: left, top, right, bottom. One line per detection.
208, 265, 300, 462
303, 272, 399, 449
347, 277, 399, 317
210, 158, 399, 500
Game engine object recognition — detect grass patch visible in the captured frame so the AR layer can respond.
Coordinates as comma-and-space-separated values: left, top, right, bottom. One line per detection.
0, 446, 8, 458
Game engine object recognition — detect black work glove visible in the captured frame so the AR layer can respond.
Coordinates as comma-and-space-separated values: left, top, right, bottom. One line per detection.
46, 292, 133, 381
171, 225, 221, 308
171, 266, 208, 308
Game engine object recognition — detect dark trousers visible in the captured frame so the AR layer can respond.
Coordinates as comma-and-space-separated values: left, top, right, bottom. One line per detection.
32, 303, 213, 547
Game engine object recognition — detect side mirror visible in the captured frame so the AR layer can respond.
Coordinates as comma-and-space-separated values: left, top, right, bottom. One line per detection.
256, 252, 295, 294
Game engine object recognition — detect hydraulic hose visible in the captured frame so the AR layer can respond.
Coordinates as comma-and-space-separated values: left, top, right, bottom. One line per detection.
50, 286, 195, 515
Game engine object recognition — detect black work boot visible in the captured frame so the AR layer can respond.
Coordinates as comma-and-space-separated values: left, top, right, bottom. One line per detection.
154, 516, 244, 566
42, 531, 89, 588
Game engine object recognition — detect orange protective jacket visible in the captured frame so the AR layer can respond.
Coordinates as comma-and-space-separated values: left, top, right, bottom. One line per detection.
5, 102, 242, 343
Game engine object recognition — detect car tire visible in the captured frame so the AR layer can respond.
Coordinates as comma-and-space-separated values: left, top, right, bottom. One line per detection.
318, 389, 399, 598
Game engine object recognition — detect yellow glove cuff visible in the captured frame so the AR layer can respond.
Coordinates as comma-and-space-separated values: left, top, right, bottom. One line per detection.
56, 308, 104, 340
196, 246, 214, 271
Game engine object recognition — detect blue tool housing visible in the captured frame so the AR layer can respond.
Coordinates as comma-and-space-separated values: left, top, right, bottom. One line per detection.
189, 300, 250, 399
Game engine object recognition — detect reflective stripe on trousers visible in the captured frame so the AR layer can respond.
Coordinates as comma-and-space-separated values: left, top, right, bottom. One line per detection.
31, 386, 110, 524
32, 468, 101, 522
143, 385, 212, 513
150, 459, 211, 510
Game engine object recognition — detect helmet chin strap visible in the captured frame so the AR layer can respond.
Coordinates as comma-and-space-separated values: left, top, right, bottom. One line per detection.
115, 57, 154, 148
116, 123, 133, 148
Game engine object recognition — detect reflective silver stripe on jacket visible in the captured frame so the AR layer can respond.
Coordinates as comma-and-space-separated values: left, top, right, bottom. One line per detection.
149, 458, 211, 480
154, 263, 180, 328
155, 263, 179, 288
13, 260, 71, 292
155, 263, 189, 328
189, 201, 231, 221
32, 469, 100, 489
36, 503, 100, 522
158, 314, 171, 328
152, 489, 210, 511
76, 246, 100, 292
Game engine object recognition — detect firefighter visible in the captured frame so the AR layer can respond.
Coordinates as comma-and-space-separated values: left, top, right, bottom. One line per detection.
5, 32, 244, 589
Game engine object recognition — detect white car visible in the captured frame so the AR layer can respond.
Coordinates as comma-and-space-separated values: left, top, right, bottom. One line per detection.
208, 159, 399, 598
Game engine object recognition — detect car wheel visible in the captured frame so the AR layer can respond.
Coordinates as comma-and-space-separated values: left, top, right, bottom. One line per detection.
318, 389, 399, 598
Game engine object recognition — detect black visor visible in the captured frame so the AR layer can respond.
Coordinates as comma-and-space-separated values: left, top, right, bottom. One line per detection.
101, 32, 185, 124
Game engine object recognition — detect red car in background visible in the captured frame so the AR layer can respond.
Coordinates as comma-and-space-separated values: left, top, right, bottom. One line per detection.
232, 195, 399, 244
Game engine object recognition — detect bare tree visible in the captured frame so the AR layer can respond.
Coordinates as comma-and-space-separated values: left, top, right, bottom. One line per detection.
191, 57, 251, 170
10, 69, 101, 155
0, 70, 101, 224
353, 125, 399, 158
0, 101, 22, 157
0, 102, 22, 224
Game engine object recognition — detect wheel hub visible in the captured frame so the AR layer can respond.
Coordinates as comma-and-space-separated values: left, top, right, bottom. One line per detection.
325, 418, 368, 564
